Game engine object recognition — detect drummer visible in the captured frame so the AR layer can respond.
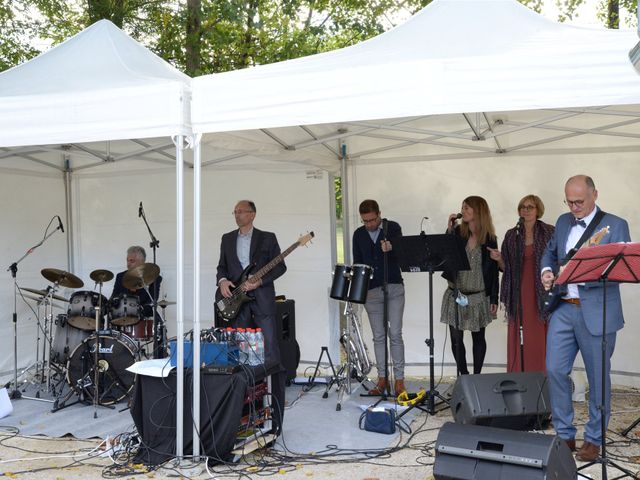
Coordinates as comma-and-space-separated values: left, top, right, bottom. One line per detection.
111, 245, 162, 318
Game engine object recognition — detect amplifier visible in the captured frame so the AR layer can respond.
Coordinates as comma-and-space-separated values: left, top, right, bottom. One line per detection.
169, 340, 239, 368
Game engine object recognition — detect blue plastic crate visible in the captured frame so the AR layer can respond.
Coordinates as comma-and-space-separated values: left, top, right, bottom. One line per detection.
169, 340, 239, 368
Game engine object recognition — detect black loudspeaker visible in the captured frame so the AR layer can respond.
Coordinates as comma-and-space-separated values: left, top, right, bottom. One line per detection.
276, 300, 300, 383
451, 372, 551, 430
433, 422, 577, 480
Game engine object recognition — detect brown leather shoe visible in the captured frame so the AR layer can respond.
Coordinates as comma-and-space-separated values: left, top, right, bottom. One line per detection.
367, 377, 388, 396
575, 441, 600, 462
562, 438, 576, 452
394, 379, 407, 396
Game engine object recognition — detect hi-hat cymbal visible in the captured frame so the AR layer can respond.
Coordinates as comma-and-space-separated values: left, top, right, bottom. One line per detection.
20, 287, 68, 302
41, 268, 84, 289
21, 293, 64, 310
90, 269, 114, 283
157, 299, 176, 308
122, 263, 160, 290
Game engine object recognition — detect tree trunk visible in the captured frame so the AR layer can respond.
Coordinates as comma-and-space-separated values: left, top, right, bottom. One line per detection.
240, 0, 259, 68
186, 0, 202, 76
607, 0, 619, 29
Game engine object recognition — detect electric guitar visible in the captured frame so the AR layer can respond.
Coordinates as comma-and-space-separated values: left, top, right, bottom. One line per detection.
541, 226, 609, 313
215, 232, 314, 321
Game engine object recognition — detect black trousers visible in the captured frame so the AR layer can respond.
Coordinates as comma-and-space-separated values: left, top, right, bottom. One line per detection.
449, 325, 487, 375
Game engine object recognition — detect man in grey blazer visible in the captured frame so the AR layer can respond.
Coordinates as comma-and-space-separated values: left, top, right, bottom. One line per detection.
541, 175, 631, 462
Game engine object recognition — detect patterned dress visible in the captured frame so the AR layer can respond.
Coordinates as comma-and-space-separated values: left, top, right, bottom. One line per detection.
440, 244, 493, 332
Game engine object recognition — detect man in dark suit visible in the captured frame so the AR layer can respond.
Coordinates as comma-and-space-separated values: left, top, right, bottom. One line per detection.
216, 200, 287, 434
541, 175, 630, 462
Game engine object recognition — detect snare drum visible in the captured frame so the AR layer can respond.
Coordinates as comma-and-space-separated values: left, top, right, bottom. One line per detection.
348, 264, 373, 304
122, 318, 153, 340
68, 291, 108, 331
109, 294, 141, 326
50, 314, 90, 365
330, 264, 351, 301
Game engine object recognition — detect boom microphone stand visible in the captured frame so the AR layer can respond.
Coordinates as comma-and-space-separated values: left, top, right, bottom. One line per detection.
513, 218, 525, 372
139, 202, 163, 358
6, 216, 63, 399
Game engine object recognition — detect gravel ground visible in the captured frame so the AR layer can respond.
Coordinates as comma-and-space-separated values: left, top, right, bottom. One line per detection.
1, 385, 640, 479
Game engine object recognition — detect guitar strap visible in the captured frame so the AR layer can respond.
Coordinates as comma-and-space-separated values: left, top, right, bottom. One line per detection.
562, 209, 606, 265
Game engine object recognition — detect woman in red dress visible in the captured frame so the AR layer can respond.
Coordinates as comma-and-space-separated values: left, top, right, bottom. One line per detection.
488, 195, 554, 372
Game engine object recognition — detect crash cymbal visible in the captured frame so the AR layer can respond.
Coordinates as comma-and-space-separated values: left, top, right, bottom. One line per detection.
21, 293, 64, 309
20, 287, 68, 302
122, 263, 160, 291
41, 268, 84, 289
157, 299, 176, 308
90, 269, 114, 283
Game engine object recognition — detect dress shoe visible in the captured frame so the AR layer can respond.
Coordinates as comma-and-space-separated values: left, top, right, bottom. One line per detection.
367, 377, 388, 396
562, 438, 576, 452
575, 441, 600, 462
394, 379, 407, 396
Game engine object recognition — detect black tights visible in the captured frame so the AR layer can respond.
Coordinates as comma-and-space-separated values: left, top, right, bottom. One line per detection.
449, 325, 487, 375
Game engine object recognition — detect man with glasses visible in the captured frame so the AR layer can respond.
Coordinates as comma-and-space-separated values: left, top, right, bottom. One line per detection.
216, 199, 287, 435
353, 199, 406, 396
541, 175, 630, 462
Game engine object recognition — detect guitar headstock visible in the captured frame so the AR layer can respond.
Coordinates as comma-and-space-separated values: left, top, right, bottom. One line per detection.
584, 226, 610, 247
297, 232, 315, 247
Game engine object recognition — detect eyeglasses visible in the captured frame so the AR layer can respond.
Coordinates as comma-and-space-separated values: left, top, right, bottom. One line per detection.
361, 216, 379, 225
564, 199, 585, 208
232, 210, 253, 215
519, 205, 536, 211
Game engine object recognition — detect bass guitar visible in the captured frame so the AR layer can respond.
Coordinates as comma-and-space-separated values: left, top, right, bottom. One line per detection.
215, 232, 314, 321
540, 226, 609, 314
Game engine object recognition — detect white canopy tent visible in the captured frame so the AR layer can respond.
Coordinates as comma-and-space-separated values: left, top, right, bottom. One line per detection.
0, 19, 192, 455
192, 0, 640, 386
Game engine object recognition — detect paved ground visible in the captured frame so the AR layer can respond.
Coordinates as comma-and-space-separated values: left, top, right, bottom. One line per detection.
1, 385, 639, 479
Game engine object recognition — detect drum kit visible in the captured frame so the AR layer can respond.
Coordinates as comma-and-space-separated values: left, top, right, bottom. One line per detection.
16, 263, 173, 412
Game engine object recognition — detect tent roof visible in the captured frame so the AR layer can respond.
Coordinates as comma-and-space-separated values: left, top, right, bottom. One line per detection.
0, 20, 191, 148
192, 0, 640, 134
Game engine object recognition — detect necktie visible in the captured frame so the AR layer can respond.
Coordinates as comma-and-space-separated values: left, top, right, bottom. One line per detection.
572, 217, 586, 228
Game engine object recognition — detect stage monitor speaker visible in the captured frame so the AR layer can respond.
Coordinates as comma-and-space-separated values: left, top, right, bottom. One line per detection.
276, 299, 299, 382
433, 422, 576, 480
451, 372, 551, 430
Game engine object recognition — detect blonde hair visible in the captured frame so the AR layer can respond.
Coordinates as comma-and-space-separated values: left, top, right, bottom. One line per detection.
517, 194, 545, 219
459, 196, 495, 243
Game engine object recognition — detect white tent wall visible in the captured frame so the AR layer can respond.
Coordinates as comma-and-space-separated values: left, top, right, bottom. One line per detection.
0, 171, 68, 380
69, 164, 333, 361
348, 152, 640, 388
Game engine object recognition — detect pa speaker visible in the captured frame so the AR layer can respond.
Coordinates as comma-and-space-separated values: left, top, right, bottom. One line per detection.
451, 372, 551, 430
276, 300, 299, 382
433, 422, 576, 480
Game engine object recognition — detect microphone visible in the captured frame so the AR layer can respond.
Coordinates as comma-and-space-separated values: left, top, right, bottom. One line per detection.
450, 212, 462, 227
382, 218, 388, 240
57, 216, 64, 233
138, 202, 143, 218
516, 216, 525, 229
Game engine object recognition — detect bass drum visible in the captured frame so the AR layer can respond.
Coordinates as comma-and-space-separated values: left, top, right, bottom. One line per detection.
66, 332, 137, 405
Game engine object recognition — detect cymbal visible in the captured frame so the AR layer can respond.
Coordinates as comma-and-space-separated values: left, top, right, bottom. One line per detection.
90, 269, 114, 283
21, 293, 64, 309
157, 299, 176, 308
122, 263, 160, 291
20, 287, 68, 302
41, 268, 84, 289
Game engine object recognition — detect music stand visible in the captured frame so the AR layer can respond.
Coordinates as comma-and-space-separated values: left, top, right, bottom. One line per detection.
393, 234, 469, 415
555, 242, 640, 480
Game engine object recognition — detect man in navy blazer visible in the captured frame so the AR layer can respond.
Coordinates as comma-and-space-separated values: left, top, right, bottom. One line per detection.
216, 200, 287, 434
541, 175, 630, 462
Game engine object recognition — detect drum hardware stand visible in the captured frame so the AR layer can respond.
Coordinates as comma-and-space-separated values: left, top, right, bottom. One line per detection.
6, 216, 63, 400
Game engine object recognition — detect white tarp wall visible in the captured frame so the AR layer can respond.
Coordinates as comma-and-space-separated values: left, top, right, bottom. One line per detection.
349, 153, 640, 388
0, 170, 68, 380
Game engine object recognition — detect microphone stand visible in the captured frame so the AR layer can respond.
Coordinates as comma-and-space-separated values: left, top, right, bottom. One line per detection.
381, 220, 391, 398
513, 221, 525, 372
139, 205, 163, 359
6, 217, 62, 399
